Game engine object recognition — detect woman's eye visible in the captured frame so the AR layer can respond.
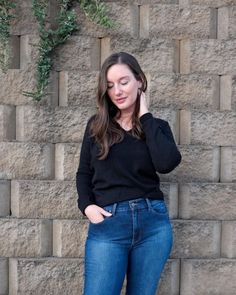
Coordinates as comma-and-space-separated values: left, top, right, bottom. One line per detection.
107, 85, 113, 89
121, 81, 128, 85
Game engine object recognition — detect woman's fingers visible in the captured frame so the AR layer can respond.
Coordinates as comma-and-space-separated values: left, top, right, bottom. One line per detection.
139, 91, 149, 118
85, 205, 112, 223
101, 208, 113, 216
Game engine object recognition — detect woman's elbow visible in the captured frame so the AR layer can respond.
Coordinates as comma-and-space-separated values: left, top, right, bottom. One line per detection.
156, 151, 182, 174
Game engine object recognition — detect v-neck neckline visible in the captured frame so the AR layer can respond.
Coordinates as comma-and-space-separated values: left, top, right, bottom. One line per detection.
114, 119, 132, 132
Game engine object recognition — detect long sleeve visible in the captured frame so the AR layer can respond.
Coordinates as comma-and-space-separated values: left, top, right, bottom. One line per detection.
76, 116, 95, 215
139, 112, 182, 174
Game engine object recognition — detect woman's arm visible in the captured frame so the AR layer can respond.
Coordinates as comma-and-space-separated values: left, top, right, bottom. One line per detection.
140, 112, 182, 174
76, 116, 95, 215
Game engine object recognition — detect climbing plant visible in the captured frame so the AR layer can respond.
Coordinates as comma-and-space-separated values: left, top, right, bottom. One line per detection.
0, 0, 115, 101
23, 0, 115, 101
0, 0, 16, 73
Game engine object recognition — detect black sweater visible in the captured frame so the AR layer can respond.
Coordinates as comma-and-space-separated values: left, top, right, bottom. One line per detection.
76, 112, 182, 216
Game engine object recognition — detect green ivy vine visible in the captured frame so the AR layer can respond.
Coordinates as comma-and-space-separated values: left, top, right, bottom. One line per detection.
0, 0, 16, 73
24, 0, 115, 101
0, 0, 115, 101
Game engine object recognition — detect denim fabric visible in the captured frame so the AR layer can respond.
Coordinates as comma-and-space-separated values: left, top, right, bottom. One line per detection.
83, 197, 173, 295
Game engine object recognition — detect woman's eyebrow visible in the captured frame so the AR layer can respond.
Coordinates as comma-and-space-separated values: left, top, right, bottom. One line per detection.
107, 76, 130, 83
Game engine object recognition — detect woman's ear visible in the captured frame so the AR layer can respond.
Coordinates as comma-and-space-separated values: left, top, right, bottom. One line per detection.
137, 80, 142, 90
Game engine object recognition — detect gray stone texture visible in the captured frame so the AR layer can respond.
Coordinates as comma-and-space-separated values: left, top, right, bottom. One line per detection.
0, 69, 39, 105
230, 75, 236, 110
160, 183, 179, 219
53, 35, 98, 71
160, 145, 220, 182
59, 70, 99, 107
220, 75, 232, 110
55, 143, 81, 180
19, 34, 40, 69
220, 146, 236, 182
157, 259, 180, 295
149, 73, 219, 110
231, 147, 236, 182
184, 39, 236, 74
171, 220, 221, 258
189, 111, 236, 145
53, 220, 88, 257
9, 258, 83, 295
0, 105, 16, 141
0, 218, 52, 257
0, 258, 8, 294
225, 6, 236, 39
108, 0, 178, 3
11, 180, 81, 219
179, 183, 236, 220
109, 37, 179, 73
10, 6, 39, 35
191, 0, 236, 7
0, 180, 10, 217
221, 221, 236, 258
73, 2, 137, 38
181, 259, 236, 295
149, 5, 217, 38
16, 105, 95, 143
0, 142, 54, 179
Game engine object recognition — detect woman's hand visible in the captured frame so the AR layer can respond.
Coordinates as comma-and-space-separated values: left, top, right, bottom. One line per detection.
84, 204, 112, 224
139, 91, 149, 118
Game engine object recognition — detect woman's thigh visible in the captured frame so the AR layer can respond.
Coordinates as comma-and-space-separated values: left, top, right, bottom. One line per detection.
126, 199, 173, 295
84, 239, 128, 295
83, 205, 132, 295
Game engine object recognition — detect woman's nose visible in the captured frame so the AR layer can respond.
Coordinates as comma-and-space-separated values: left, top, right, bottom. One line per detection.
114, 85, 122, 95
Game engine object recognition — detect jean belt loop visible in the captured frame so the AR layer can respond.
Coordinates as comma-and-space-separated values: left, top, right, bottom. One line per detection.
112, 203, 117, 215
145, 198, 152, 211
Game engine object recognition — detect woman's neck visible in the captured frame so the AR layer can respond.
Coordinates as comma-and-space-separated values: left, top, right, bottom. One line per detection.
115, 110, 133, 130
117, 108, 133, 121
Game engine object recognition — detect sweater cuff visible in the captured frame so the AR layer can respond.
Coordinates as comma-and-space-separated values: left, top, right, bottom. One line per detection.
78, 199, 94, 216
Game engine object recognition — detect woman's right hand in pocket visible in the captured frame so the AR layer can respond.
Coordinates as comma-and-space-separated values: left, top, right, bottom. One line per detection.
84, 204, 112, 224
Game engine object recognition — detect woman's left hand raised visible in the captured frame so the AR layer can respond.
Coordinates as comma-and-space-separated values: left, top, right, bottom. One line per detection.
138, 91, 149, 118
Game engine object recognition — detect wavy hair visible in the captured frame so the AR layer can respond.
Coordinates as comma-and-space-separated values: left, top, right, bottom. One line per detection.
89, 52, 147, 160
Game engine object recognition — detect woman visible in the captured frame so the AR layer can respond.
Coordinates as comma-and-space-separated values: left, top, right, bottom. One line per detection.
76, 52, 181, 295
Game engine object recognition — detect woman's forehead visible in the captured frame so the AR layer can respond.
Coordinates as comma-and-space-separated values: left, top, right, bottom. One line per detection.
106, 64, 134, 81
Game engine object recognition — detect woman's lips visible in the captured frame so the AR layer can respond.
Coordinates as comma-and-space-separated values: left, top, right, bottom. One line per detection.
116, 97, 126, 104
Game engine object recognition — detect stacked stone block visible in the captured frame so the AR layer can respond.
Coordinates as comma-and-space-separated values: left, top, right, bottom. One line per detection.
1, 0, 236, 294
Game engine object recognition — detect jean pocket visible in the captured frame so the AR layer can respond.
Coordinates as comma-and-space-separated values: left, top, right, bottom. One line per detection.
90, 205, 113, 225
90, 215, 113, 225
149, 199, 168, 214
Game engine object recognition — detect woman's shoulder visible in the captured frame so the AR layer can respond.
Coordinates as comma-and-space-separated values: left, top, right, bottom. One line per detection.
85, 114, 98, 140
140, 112, 168, 126
152, 115, 169, 128
88, 113, 97, 123
85, 114, 97, 130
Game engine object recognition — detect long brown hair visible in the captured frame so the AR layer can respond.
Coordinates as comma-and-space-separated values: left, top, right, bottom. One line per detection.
89, 52, 147, 160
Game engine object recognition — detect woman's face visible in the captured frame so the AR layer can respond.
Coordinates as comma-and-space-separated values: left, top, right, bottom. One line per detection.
106, 64, 142, 113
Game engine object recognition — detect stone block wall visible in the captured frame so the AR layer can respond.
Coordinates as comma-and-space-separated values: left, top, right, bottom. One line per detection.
1, 0, 236, 294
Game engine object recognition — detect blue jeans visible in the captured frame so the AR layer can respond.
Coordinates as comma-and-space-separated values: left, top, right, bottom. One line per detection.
83, 197, 173, 295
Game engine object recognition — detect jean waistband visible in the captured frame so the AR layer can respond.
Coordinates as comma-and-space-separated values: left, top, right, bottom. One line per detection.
103, 197, 156, 215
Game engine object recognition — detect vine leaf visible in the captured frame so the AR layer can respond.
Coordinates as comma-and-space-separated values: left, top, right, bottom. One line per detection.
0, 1, 16, 73
23, 0, 115, 101
0, 0, 115, 101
